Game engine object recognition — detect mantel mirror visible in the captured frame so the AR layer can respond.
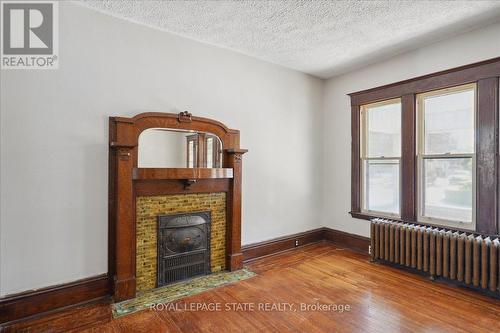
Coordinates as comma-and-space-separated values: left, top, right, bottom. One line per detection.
138, 128, 223, 168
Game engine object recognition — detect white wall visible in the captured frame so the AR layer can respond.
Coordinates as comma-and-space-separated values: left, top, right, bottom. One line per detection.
0, 2, 324, 296
322, 21, 500, 238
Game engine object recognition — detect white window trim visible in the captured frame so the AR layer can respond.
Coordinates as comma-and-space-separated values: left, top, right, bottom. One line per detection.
416, 83, 476, 230
360, 98, 402, 219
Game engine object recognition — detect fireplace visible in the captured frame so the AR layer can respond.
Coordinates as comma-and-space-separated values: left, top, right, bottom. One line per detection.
157, 211, 211, 287
109, 112, 247, 301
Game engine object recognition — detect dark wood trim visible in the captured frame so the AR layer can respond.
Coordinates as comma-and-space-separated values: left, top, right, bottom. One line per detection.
186, 134, 198, 167
108, 121, 117, 287
134, 179, 230, 197
242, 229, 324, 262
323, 228, 370, 254
349, 57, 500, 105
113, 146, 136, 302
207, 134, 223, 168
132, 167, 233, 180
350, 58, 500, 236
351, 105, 361, 212
476, 77, 499, 235
225, 150, 247, 271
401, 94, 416, 221
350, 211, 500, 238
349, 211, 374, 221
0, 274, 110, 325
242, 227, 371, 262
197, 133, 206, 168
0, 298, 111, 333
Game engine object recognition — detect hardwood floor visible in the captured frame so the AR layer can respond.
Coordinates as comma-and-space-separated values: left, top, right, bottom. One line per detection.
3, 242, 500, 332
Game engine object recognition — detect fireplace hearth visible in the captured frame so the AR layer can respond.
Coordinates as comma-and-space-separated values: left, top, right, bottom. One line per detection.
157, 212, 211, 287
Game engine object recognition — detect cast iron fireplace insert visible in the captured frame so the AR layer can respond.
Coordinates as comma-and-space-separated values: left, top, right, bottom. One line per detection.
157, 211, 211, 287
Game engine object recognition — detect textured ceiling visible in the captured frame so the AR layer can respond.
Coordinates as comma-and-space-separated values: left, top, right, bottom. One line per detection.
79, 1, 500, 78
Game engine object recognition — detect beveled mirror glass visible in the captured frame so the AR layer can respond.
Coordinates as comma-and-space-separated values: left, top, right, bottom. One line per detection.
138, 128, 223, 168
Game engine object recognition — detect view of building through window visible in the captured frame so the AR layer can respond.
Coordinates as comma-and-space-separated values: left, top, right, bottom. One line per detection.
417, 85, 475, 225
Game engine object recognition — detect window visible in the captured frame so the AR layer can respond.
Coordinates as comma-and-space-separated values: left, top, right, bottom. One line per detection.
417, 84, 476, 228
349, 58, 500, 234
360, 99, 401, 217
206, 137, 214, 168
186, 135, 198, 168
186, 134, 222, 168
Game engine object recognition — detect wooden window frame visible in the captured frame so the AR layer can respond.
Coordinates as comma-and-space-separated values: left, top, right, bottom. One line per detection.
186, 134, 198, 168
205, 134, 223, 168
416, 84, 477, 230
360, 98, 402, 219
186, 133, 223, 168
349, 57, 500, 235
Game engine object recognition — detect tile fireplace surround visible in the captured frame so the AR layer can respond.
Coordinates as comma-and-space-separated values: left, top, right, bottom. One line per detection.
136, 193, 227, 291
108, 112, 247, 301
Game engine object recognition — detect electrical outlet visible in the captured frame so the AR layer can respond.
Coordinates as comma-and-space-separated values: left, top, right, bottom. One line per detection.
368, 245, 372, 255
295, 240, 299, 247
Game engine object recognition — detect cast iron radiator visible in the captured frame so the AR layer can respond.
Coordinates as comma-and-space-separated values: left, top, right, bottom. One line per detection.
371, 218, 500, 294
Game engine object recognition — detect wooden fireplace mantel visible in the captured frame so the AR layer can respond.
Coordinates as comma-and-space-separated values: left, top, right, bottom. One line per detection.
109, 112, 247, 302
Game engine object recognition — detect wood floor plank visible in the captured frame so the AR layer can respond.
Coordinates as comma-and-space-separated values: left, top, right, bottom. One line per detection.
1, 299, 112, 333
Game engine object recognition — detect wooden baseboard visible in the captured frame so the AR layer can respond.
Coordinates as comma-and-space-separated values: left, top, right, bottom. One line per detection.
0, 274, 110, 325
242, 227, 370, 262
322, 228, 370, 254
242, 228, 324, 262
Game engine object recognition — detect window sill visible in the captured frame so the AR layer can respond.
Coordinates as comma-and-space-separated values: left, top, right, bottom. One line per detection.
348, 211, 498, 237
349, 211, 403, 222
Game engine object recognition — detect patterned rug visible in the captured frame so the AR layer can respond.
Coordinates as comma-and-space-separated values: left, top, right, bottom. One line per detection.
112, 269, 256, 318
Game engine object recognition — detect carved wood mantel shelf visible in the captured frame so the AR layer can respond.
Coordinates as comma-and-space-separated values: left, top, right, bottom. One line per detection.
109, 112, 247, 302
132, 168, 234, 180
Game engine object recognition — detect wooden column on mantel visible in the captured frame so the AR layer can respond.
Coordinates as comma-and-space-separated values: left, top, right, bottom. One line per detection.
109, 112, 247, 302
225, 149, 248, 271
109, 118, 137, 302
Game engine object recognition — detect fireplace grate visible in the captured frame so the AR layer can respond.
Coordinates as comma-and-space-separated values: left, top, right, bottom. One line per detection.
161, 250, 207, 269
157, 212, 211, 287
161, 261, 207, 285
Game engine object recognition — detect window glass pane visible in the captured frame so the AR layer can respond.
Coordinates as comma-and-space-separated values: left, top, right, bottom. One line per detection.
188, 141, 194, 168
364, 160, 399, 215
206, 137, 213, 168
422, 158, 472, 222
366, 101, 401, 157
423, 89, 474, 154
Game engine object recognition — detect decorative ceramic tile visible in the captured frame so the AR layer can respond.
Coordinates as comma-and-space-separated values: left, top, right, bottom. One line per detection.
112, 269, 256, 318
136, 193, 227, 291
